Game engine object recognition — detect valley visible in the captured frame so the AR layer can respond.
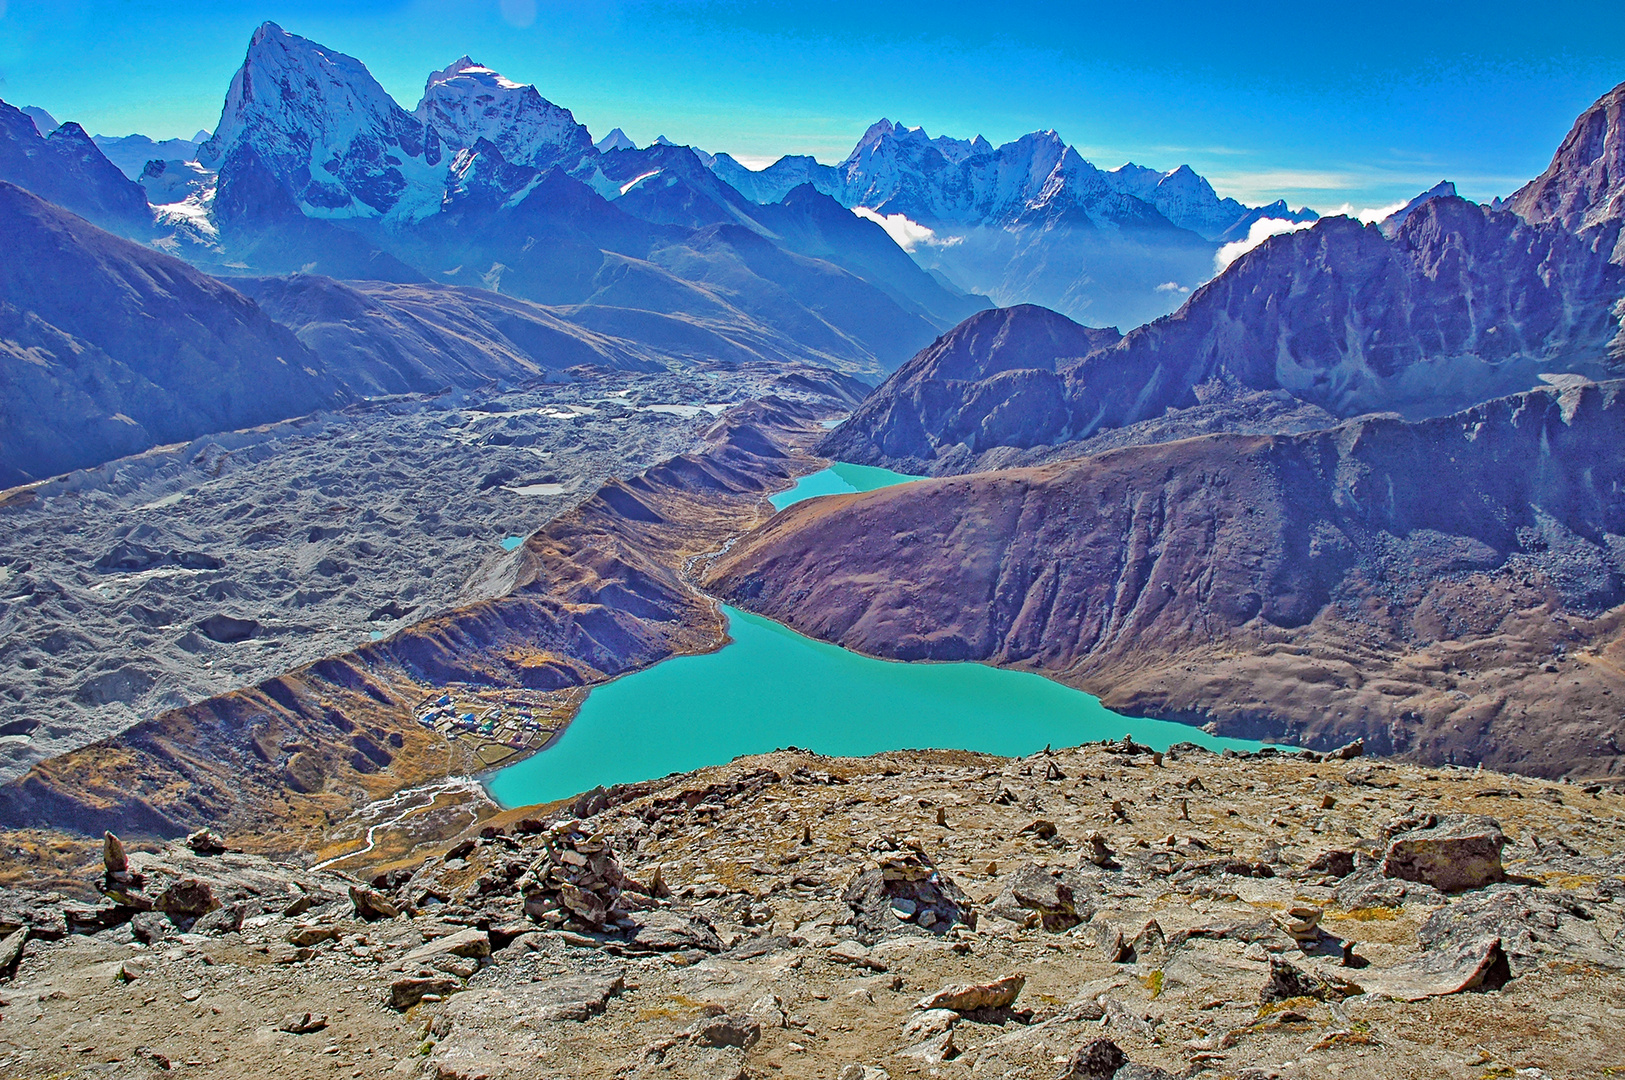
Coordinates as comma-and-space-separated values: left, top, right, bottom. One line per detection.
2, 14, 1625, 1079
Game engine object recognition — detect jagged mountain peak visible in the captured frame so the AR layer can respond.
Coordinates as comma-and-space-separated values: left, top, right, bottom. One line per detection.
1380, 180, 1458, 236
595, 127, 635, 152
422, 55, 522, 92
414, 53, 592, 173
1506, 79, 1625, 257
199, 22, 445, 221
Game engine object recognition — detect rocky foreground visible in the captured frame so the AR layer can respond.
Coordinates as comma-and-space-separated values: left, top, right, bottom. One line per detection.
1, 741, 1622, 1080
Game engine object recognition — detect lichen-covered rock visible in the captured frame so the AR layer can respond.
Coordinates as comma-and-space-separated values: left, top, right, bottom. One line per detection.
989, 864, 1096, 931
1383, 815, 1506, 893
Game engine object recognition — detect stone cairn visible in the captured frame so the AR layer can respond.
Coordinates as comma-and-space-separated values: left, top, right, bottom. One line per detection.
519, 820, 663, 932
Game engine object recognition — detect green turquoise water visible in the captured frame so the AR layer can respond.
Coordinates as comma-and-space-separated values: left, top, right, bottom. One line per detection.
500, 536, 525, 552
485, 605, 1267, 808
485, 463, 1268, 808
769, 462, 921, 510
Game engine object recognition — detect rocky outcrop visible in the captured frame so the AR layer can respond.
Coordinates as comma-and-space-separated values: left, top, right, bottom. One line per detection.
1381, 815, 1507, 893
716, 381, 1625, 775
1504, 79, 1625, 260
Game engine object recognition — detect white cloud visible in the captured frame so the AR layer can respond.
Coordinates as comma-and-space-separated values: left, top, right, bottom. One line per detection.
1155, 281, 1190, 294
1330, 200, 1409, 224
728, 155, 780, 171
850, 206, 957, 252
1214, 217, 1317, 275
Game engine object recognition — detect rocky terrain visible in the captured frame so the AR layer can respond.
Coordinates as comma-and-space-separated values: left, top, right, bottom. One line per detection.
1504, 79, 1625, 261
825, 198, 1625, 476
713, 380, 1625, 778
0, 363, 858, 782
0, 383, 854, 873
0, 741, 1621, 1080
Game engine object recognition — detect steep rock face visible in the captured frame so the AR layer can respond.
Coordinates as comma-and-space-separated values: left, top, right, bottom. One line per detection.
414, 56, 594, 174
198, 22, 445, 222
829, 198, 1625, 471
1505, 79, 1625, 258
712, 381, 1625, 774
0, 183, 346, 484
0, 99, 151, 233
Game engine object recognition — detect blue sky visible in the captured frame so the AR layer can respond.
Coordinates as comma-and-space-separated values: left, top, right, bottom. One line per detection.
1, 0, 1621, 213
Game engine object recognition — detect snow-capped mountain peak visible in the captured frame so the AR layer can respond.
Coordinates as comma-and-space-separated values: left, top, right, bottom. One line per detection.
414, 55, 594, 173
198, 21, 445, 221
595, 127, 636, 152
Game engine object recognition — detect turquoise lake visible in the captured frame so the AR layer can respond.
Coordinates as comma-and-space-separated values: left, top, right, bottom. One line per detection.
768, 461, 920, 510
484, 464, 1269, 808
485, 605, 1267, 807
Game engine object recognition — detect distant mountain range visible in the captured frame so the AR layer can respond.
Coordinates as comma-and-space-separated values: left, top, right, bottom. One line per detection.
6, 21, 1318, 339
827, 81, 1625, 475
715, 120, 1317, 327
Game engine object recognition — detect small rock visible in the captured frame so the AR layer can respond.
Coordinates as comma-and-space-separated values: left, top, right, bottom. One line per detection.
1020, 819, 1059, 840
901, 1009, 957, 1041
688, 1014, 761, 1049
828, 941, 888, 972
899, 1028, 957, 1065
278, 1012, 328, 1034
1261, 954, 1363, 1003
390, 976, 459, 1010
1057, 1038, 1127, 1080
1095, 922, 1130, 963
1274, 906, 1323, 942
393, 927, 491, 970
1305, 849, 1356, 878
103, 832, 128, 874
348, 884, 401, 921
156, 879, 218, 919
915, 973, 1024, 1012
187, 829, 227, 855
838, 1066, 891, 1080
1084, 832, 1116, 868
0, 927, 26, 979
286, 925, 341, 948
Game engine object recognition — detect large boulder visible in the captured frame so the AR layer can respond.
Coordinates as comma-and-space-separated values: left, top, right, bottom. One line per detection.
1382, 815, 1506, 893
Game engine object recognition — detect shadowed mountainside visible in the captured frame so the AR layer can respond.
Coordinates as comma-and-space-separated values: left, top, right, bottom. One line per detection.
0, 182, 348, 486
0, 99, 152, 236
825, 199, 1625, 474
712, 380, 1625, 778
